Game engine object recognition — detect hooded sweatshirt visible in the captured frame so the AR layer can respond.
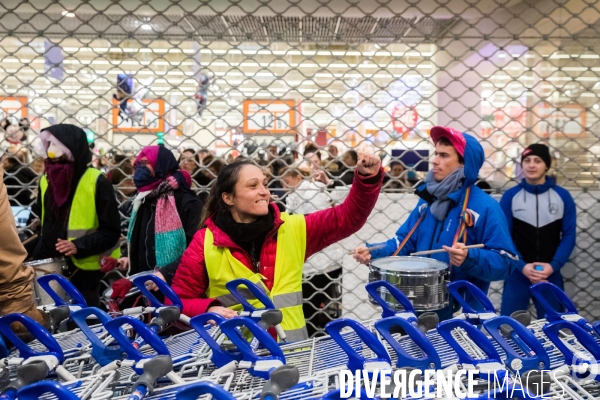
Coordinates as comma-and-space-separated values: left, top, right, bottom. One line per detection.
31, 124, 121, 261
368, 133, 520, 302
499, 177, 576, 271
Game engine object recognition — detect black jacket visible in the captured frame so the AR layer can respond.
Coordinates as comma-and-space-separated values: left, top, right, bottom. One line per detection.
128, 190, 202, 284
32, 172, 121, 260
31, 124, 121, 264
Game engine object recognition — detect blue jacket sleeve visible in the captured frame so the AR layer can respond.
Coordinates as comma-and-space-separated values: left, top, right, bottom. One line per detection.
367, 202, 424, 259
460, 198, 522, 279
550, 189, 577, 271
498, 189, 526, 271
499, 191, 513, 232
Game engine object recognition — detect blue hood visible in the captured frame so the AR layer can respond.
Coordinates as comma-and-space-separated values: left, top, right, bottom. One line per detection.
462, 133, 484, 187
519, 176, 555, 194
416, 132, 484, 203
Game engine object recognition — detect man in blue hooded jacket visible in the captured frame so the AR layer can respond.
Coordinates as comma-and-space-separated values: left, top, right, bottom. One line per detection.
500, 144, 576, 318
353, 126, 520, 320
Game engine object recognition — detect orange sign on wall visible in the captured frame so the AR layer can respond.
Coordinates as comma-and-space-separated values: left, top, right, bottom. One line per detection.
0, 97, 27, 121
243, 100, 297, 134
112, 98, 165, 133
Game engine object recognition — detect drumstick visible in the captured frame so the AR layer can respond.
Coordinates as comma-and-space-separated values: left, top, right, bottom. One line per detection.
410, 244, 485, 256
347, 244, 386, 255
21, 234, 38, 246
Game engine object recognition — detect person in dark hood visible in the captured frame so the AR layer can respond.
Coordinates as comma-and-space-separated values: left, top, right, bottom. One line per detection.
500, 144, 576, 318
31, 124, 121, 307
110, 146, 203, 305
353, 126, 521, 321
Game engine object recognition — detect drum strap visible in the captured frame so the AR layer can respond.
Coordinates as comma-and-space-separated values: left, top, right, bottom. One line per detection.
392, 185, 473, 256
452, 186, 473, 245
392, 211, 426, 256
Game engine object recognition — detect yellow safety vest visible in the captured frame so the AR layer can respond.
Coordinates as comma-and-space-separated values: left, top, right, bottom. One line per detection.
205, 212, 308, 342
40, 168, 120, 271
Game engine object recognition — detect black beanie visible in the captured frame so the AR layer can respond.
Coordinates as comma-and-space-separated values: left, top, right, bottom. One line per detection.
521, 143, 551, 169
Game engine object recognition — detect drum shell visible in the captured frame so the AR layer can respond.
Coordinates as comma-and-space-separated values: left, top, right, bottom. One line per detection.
368, 257, 449, 311
23, 257, 69, 306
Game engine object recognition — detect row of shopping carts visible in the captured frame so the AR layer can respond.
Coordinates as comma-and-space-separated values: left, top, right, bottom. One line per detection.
0, 271, 599, 399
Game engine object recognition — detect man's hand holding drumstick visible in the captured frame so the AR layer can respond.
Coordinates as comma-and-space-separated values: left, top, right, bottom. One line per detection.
442, 242, 469, 267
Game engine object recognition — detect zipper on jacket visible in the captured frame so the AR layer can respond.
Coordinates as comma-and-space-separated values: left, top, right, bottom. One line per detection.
436, 216, 446, 244
535, 186, 540, 260
428, 219, 439, 255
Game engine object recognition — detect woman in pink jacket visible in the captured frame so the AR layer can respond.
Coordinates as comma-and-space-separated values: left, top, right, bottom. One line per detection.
171, 154, 382, 341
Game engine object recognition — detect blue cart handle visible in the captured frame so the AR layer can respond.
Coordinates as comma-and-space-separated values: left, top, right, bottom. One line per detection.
530, 282, 578, 322
219, 316, 284, 380
189, 313, 241, 367
131, 274, 183, 310
365, 280, 416, 319
594, 321, 600, 337
374, 316, 441, 370
17, 381, 80, 400
103, 316, 170, 364
71, 307, 124, 366
175, 382, 236, 400
483, 316, 550, 372
0, 314, 63, 363
225, 278, 275, 312
36, 274, 87, 308
325, 319, 391, 373
437, 319, 501, 366
542, 320, 600, 364
447, 280, 495, 315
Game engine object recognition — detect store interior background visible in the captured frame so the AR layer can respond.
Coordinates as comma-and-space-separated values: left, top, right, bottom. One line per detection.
0, 0, 599, 321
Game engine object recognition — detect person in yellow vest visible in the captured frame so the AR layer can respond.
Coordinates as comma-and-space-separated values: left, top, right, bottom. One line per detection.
171, 155, 383, 341
31, 124, 121, 307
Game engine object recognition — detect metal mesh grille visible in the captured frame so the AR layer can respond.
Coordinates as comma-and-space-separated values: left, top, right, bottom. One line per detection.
1, 0, 599, 336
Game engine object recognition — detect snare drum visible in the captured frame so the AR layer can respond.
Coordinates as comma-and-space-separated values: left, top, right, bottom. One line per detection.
23, 257, 69, 306
368, 256, 449, 311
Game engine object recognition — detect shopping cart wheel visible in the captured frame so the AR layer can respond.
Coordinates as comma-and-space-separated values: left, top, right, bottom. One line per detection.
260, 364, 300, 400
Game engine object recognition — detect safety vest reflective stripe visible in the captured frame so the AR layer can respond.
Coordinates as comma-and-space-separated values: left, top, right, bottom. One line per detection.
216, 288, 258, 307
68, 229, 96, 239
285, 325, 309, 342
205, 212, 307, 341
40, 168, 120, 270
272, 292, 303, 309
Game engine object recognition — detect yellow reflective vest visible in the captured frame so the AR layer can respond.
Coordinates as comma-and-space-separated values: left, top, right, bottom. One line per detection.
40, 168, 120, 271
205, 212, 308, 341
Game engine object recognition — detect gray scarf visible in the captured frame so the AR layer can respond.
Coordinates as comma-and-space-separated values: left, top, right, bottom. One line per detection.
425, 167, 465, 221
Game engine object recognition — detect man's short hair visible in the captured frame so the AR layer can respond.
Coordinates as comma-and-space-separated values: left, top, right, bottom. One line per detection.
436, 136, 464, 164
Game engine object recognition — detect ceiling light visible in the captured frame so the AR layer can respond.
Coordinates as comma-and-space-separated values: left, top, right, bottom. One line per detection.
141, 24, 152, 30
594, 104, 599, 110
62, 11, 75, 17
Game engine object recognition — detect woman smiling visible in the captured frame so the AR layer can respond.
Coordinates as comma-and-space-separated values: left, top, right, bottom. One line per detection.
171, 154, 383, 341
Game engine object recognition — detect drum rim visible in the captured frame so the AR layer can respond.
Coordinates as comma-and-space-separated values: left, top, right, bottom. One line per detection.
23, 257, 67, 267
369, 255, 448, 271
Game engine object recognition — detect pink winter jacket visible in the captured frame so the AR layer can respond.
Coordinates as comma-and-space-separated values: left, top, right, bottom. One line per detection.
171, 168, 384, 317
